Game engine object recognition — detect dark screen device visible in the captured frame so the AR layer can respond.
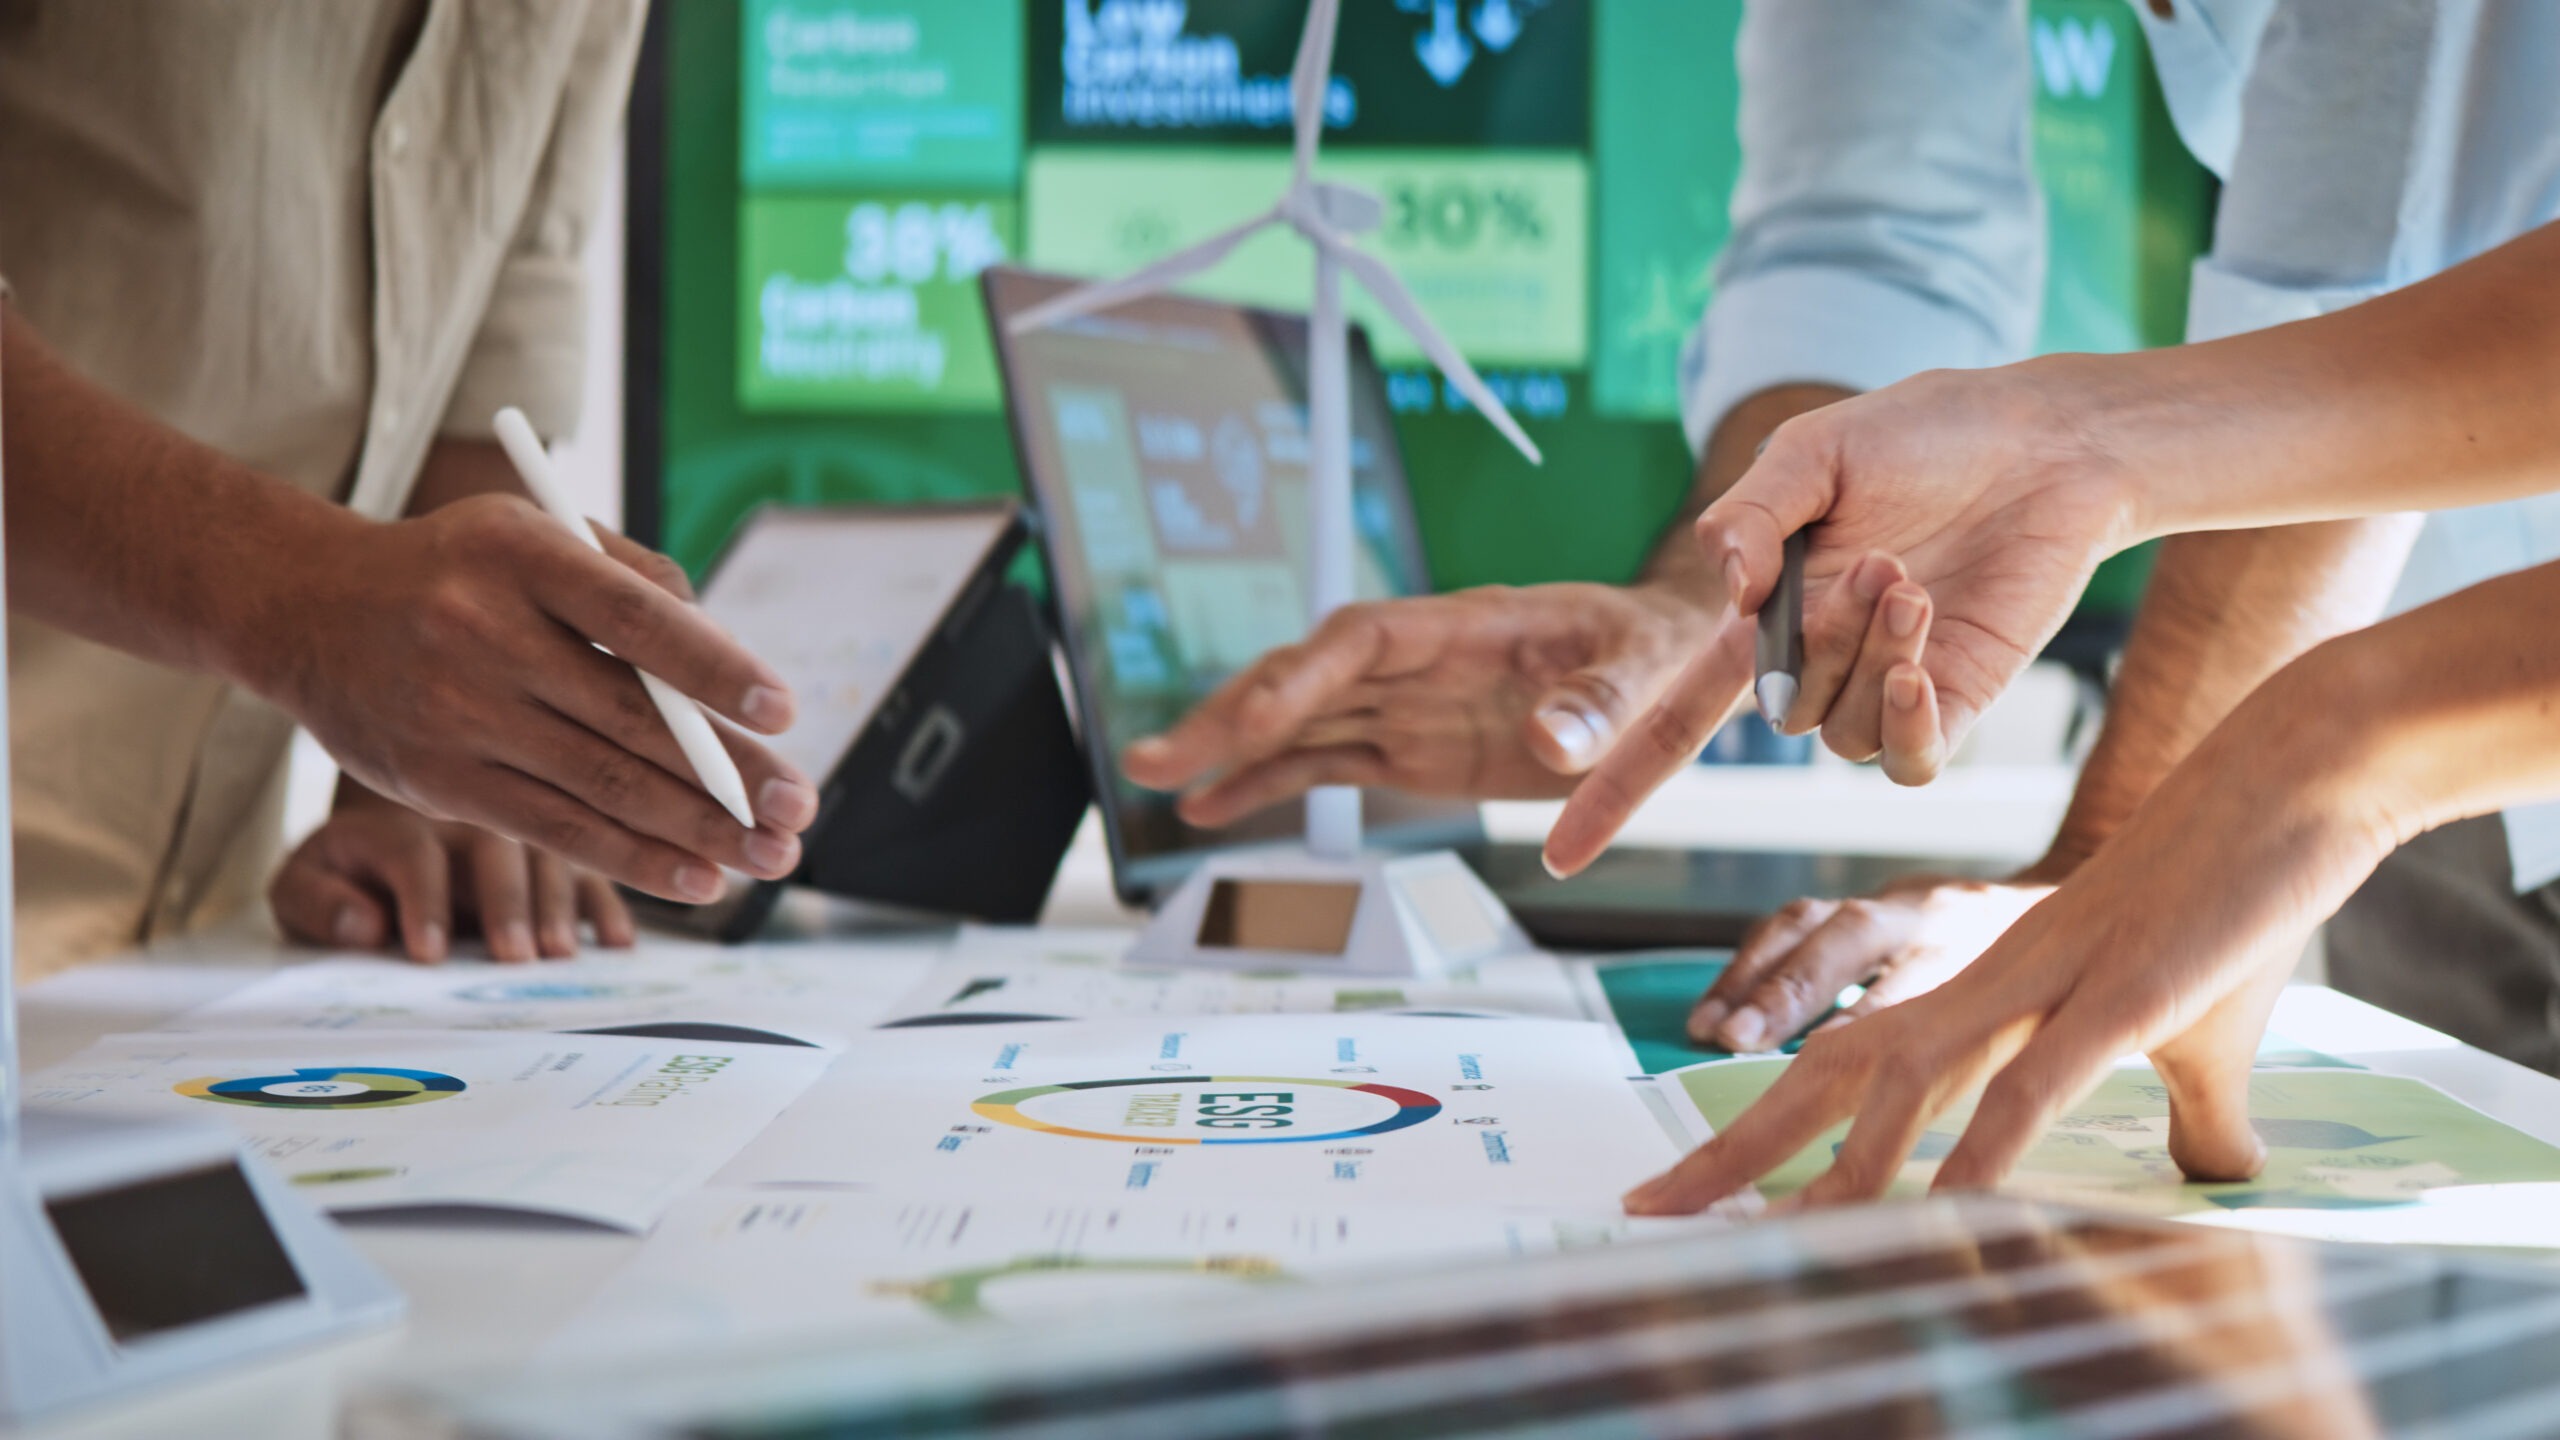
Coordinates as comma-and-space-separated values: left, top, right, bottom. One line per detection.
624, 503, 1089, 941
984, 267, 1994, 948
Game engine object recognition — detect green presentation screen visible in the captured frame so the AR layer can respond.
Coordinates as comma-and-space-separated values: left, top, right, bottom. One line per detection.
633, 0, 2207, 599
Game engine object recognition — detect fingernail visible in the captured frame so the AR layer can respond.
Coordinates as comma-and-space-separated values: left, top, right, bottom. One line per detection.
332, 904, 369, 949
1720, 1010, 1767, 1051
1855, 556, 1891, 603
1889, 669, 1923, 711
1886, 590, 1924, 639
1721, 549, 1747, 610
495, 922, 534, 963
740, 684, 793, 732
1539, 847, 1569, 880
758, 776, 818, 830
1622, 1175, 1671, 1212
1535, 706, 1600, 765
419, 921, 447, 963
544, 923, 579, 956
1687, 1001, 1729, 1042
742, 831, 798, 877
675, 864, 723, 902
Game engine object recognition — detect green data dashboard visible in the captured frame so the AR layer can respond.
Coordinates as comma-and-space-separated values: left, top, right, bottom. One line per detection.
636, 0, 2208, 597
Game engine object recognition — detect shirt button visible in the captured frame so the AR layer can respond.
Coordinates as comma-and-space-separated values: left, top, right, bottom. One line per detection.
378, 404, 402, 432
385, 120, 410, 157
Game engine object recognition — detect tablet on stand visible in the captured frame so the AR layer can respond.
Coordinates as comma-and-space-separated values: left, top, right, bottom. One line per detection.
625, 502, 1090, 942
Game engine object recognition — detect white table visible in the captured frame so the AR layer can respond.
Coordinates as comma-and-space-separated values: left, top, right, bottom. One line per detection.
12, 790, 2559, 1439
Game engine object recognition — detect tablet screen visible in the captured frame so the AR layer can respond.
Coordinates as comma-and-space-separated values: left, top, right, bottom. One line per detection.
986, 268, 1475, 886
701, 506, 1015, 799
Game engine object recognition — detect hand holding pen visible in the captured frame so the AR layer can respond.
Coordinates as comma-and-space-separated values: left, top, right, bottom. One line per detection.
268, 417, 821, 908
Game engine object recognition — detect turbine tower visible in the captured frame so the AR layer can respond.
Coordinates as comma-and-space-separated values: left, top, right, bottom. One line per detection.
1012, 0, 1545, 975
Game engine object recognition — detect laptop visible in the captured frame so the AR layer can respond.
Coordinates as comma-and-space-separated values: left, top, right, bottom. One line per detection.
982, 267, 1988, 949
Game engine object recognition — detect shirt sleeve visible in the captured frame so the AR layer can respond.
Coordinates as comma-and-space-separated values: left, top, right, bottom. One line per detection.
436, 0, 645, 444
1678, 0, 2045, 455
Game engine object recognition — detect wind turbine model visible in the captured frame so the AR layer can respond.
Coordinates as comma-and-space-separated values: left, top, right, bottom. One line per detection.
0, 489, 398, 1419
1011, 0, 1544, 978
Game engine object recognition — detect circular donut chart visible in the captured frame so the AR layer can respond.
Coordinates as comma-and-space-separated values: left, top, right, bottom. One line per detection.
972, 1075, 1441, 1145
175, 1065, 468, 1110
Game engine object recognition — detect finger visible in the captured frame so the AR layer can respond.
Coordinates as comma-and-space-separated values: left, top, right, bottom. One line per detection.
508, 698, 803, 880
525, 525, 793, 734
580, 871, 639, 948
1721, 900, 1918, 1052
1176, 746, 1394, 828
1935, 1000, 2128, 1193
1796, 1063, 1935, 1207
269, 857, 390, 952
1784, 553, 1902, 742
1815, 577, 1927, 761
446, 763, 730, 905
594, 527, 698, 602
1825, 934, 1969, 1025
1691, 419, 1839, 622
530, 848, 582, 958
1621, 1042, 1867, 1215
1878, 662, 1947, 787
358, 820, 454, 964
1543, 620, 1753, 877
1125, 607, 1395, 789
2150, 958, 2291, 1182
544, 643, 820, 837
465, 832, 539, 963
1691, 899, 1838, 1042
1526, 644, 1680, 778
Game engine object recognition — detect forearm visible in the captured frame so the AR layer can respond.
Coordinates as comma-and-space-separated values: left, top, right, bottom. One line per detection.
2301, 559, 2560, 847
2038, 516, 2422, 869
1642, 383, 1853, 592
0, 304, 361, 687
2088, 222, 2560, 541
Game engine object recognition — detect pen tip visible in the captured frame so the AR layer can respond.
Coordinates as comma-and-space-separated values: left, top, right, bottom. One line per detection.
1755, 674, 1798, 729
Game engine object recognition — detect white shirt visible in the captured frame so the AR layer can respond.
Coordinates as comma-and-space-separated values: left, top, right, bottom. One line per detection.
1682, 0, 2560, 891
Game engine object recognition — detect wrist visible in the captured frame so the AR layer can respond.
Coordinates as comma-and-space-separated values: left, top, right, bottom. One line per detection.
205, 473, 376, 704
1626, 573, 1723, 648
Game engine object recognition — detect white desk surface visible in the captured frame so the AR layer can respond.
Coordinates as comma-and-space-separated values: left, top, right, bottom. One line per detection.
13, 784, 2559, 1439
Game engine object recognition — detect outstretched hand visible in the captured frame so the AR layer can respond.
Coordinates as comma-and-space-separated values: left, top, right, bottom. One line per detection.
1123, 581, 1721, 824
1620, 681, 2387, 1216
1546, 362, 2142, 873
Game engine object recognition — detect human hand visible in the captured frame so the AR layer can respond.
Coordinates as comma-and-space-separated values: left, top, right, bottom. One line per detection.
270, 780, 637, 963
1546, 359, 2139, 870
251, 494, 818, 905
1122, 580, 1723, 824
1622, 678, 2391, 1215
1687, 867, 2063, 1054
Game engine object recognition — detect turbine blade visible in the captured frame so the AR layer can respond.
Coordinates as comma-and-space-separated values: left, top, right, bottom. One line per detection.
1312, 227, 1544, 465
1005, 209, 1283, 336
1290, 0, 1342, 183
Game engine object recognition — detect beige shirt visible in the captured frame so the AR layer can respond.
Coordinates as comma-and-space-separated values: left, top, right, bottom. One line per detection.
0, 0, 643, 978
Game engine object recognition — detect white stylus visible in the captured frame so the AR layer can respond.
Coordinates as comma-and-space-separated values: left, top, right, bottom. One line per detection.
491, 407, 757, 830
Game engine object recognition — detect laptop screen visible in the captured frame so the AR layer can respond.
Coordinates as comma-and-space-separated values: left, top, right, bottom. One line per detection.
983, 267, 1481, 897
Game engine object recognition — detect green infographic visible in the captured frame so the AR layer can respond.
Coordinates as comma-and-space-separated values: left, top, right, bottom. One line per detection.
1676, 1058, 2560, 1248
654, 0, 2209, 597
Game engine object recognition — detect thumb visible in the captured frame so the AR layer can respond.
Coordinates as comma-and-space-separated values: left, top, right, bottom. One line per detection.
2148, 961, 2289, 1182
1694, 422, 1837, 618
1526, 651, 1671, 776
